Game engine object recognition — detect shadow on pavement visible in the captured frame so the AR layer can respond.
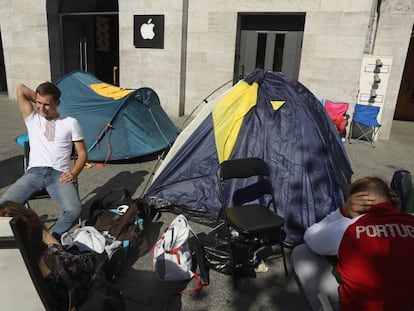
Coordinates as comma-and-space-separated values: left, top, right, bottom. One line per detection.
117, 268, 187, 311
114, 220, 190, 311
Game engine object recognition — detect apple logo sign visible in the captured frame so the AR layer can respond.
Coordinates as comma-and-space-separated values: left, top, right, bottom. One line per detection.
134, 15, 164, 48
140, 18, 155, 40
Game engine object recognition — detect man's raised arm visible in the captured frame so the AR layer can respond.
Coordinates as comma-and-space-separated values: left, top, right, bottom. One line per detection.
15, 84, 35, 120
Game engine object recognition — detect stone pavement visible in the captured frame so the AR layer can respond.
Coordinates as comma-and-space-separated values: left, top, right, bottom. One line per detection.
1, 93, 414, 311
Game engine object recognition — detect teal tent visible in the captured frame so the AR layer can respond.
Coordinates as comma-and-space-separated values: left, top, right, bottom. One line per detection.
56, 71, 178, 162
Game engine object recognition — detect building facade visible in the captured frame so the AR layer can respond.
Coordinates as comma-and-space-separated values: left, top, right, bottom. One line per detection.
1, 0, 413, 140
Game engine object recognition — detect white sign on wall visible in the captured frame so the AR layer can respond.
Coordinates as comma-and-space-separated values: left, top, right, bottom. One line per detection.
357, 55, 393, 123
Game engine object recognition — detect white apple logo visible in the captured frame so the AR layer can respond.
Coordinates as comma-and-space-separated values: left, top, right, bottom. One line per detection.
140, 18, 155, 40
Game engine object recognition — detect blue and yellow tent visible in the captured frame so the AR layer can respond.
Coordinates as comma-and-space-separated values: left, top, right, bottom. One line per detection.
145, 69, 352, 245
56, 71, 178, 162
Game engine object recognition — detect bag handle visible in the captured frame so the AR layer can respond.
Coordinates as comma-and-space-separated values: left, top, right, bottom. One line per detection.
189, 228, 209, 287
58, 268, 77, 311
176, 228, 209, 295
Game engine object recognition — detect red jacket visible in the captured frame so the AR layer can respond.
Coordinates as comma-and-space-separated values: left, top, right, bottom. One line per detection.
337, 203, 414, 310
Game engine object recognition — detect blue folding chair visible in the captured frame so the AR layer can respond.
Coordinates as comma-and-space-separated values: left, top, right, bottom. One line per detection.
348, 104, 381, 147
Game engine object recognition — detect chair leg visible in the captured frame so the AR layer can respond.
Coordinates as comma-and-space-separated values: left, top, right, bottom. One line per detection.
224, 222, 238, 289
347, 124, 353, 144
280, 241, 288, 276
232, 273, 239, 290
348, 122, 378, 148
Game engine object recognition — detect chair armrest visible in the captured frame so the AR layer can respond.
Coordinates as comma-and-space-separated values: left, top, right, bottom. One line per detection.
0, 217, 16, 248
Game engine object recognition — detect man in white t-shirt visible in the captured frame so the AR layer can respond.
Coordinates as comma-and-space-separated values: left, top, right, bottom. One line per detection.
0, 82, 88, 238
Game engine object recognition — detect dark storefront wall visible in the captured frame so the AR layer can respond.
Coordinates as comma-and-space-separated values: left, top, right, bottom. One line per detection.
395, 27, 414, 121
0, 31, 7, 93
47, 0, 119, 85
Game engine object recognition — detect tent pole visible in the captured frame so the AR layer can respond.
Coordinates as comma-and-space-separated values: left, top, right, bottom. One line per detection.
181, 79, 233, 128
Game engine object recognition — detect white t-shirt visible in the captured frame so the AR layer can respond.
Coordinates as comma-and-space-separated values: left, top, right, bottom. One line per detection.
25, 110, 84, 172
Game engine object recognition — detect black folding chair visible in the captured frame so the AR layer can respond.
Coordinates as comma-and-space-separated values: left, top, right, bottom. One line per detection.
216, 157, 288, 287
9, 215, 56, 310
348, 104, 381, 147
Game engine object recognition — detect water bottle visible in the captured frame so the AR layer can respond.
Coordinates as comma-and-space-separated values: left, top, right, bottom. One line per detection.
136, 216, 144, 230
122, 240, 129, 257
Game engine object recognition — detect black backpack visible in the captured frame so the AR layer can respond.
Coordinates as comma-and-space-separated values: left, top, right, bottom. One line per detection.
87, 188, 146, 248
391, 170, 413, 212
86, 188, 148, 280
87, 188, 133, 225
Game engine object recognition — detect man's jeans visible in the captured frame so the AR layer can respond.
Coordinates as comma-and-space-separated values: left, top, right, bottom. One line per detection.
0, 167, 82, 235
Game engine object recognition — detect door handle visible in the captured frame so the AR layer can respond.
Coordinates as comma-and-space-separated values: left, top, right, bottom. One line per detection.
113, 66, 118, 85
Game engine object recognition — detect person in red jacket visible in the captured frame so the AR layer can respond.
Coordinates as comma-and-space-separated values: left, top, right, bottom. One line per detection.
292, 176, 414, 311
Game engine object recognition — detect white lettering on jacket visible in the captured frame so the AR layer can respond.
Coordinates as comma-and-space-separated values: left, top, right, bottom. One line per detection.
355, 224, 414, 239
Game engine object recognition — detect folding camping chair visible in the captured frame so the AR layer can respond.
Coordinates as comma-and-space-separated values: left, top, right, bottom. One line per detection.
348, 103, 381, 147
324, 100, 350, 141
216, 157, 288, 288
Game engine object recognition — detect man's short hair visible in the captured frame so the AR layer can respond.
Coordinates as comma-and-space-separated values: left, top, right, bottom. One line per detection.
35, 82, 61, 101
349, 176, 391, 202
